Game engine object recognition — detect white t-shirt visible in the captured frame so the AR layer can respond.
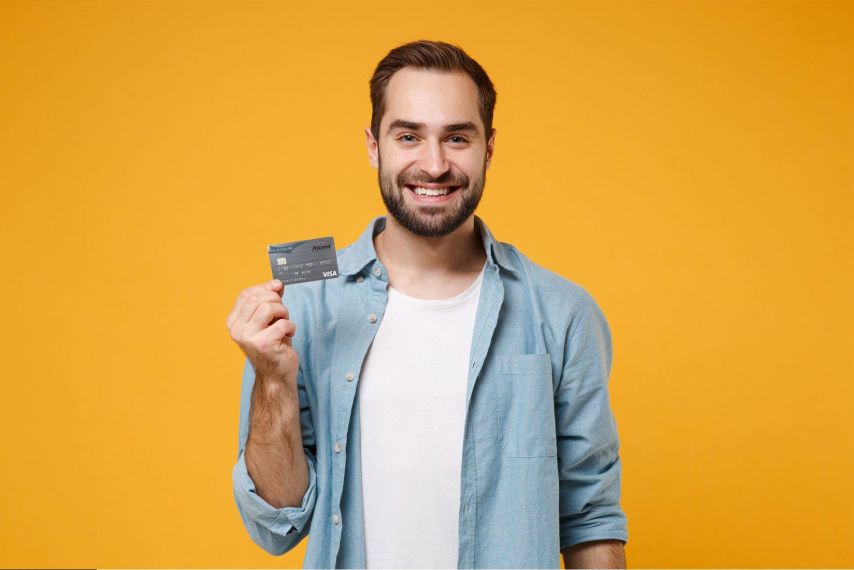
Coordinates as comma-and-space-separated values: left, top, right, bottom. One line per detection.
358, 264, 486, 569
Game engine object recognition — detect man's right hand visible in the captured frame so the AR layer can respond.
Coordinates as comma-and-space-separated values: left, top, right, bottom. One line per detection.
227, 279, 299, 386
229, 279, 309, 511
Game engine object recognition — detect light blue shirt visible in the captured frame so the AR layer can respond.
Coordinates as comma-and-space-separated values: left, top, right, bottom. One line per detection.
232, 214, 628, 568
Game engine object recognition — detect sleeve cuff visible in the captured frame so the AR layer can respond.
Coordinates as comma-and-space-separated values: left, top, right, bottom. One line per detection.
232, 447, 318, 536
560, 513, 628, 550
560, 532, 628, 551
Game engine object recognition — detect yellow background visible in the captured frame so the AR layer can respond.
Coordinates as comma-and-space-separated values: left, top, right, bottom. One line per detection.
1, 0, 851, 567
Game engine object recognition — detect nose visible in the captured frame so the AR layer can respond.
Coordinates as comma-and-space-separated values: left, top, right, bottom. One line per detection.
417, 138, 450, 180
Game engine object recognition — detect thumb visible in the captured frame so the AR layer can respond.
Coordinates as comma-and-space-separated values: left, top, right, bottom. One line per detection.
269, 279, 285, 298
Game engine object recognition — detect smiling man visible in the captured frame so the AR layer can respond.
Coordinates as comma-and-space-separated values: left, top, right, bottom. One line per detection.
228, 40, 628, 569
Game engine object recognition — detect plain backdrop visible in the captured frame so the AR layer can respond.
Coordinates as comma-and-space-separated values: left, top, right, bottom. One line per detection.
0, 0, 851, 568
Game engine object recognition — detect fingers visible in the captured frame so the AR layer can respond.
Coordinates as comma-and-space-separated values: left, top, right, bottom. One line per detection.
227, 282, 271, 330
226, 279, 285, 331
226, 279, 299, 382
253, 317, 297, 348
244, 301, 289, 338
234, 290, 285, 331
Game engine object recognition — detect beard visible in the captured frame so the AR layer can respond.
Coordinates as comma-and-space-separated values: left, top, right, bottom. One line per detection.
377, 153, 486, 238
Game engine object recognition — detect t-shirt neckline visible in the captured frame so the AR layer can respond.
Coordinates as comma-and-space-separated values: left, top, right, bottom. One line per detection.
387, 262, 487, 309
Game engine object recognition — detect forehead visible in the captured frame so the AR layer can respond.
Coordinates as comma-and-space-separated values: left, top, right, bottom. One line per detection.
382, 68, 483, 132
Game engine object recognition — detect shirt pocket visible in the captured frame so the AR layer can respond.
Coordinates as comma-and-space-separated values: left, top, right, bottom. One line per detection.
496, 353, 557, 459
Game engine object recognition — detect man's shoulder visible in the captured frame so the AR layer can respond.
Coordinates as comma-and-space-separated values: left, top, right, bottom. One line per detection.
500, 241, 601, 314
502, 242, 612, 352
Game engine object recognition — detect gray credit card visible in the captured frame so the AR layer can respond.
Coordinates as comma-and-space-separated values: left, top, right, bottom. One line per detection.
268, 236, 339, 285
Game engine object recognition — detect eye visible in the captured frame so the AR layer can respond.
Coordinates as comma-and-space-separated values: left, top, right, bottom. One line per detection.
448, 135, 469, 144
398, 134, 417, 143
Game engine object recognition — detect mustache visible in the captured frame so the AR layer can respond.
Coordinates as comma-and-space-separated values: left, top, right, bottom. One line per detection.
398, 173, 468, 187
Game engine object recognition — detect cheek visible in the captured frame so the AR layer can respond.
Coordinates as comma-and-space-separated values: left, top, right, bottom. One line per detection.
378, 150, 407, 173
457, 158, 484, 180
455, 147, 487, 167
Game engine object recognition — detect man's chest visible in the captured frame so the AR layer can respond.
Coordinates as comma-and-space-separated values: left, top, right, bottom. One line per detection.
357, 292, 479, 446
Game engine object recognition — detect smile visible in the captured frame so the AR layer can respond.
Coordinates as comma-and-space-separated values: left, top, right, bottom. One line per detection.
405, 185, 460, 198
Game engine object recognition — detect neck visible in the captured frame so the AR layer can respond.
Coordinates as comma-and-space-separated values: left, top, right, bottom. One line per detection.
374, 214, 486, 277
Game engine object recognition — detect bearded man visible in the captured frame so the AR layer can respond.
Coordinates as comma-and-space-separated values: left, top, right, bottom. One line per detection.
228, 39, 629, 569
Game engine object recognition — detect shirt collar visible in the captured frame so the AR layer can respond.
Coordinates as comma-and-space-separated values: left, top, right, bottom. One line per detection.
338, 214, 515, 277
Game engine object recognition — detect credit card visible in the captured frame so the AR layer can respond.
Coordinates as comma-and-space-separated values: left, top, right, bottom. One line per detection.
268, 237, 340, 285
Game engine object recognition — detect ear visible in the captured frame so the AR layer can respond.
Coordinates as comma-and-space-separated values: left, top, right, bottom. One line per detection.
485, 128, 496, 170
365, 126, 379, 169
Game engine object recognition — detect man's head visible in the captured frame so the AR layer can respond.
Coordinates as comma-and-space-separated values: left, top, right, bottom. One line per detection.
365, 40, 497, 237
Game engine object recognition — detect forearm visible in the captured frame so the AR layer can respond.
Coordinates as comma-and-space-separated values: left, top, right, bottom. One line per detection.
244, 377, 308, 509
562, 539, 626, 569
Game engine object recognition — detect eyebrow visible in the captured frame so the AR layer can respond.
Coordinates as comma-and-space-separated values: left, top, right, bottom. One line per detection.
387, 119, 480, 136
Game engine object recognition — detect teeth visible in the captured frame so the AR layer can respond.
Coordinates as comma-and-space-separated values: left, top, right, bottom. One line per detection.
412, 186, 451, 196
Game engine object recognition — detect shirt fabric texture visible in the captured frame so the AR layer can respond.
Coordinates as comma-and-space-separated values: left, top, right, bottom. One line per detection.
360, 261, 485, 568
232, 214, 629, 569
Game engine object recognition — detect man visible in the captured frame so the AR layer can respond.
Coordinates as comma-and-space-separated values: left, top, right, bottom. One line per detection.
228, 40, 628, 569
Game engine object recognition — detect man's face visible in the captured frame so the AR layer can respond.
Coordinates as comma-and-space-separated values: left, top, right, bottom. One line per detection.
366, 68, 496, 237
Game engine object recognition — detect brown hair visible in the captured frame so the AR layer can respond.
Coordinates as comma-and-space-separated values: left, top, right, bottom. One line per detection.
369, 40, 497, 141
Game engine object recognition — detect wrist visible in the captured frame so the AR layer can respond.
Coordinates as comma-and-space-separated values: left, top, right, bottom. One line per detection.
250, 376, 300, 430
255, 372, 298, 400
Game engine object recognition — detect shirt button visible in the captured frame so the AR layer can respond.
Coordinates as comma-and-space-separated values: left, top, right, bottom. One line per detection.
368, 313, 377, 323
334, 442, 342, 453
332, 514, 340, 525
356, 275, 364, 283
345, 371, 355, 382
372, 267, 382, 277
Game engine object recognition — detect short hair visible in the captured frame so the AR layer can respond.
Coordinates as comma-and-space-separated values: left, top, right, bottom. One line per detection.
369, 39, 497, 141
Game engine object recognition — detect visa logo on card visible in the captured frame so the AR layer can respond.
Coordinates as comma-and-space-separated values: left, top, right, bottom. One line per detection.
268, 237, 340, 285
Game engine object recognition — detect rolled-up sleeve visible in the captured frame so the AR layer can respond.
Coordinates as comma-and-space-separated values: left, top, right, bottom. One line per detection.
232, 358, 318, 555
555, 293, 628, 550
